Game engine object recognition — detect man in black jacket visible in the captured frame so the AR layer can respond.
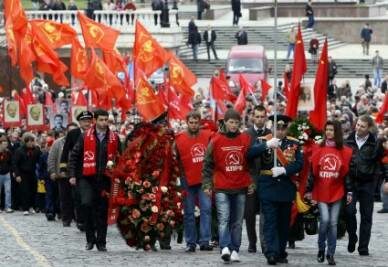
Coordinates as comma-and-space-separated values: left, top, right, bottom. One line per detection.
68, 109, 120, 252
245, 105, 271, 253
12, 133, 41, 215
235, 26, 248, 45
203, 25, 219, 62
59, 111, 93, 228
345, 115, 383, 256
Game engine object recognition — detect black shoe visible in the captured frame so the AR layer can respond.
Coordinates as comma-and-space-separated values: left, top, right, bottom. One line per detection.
76, 223, 85, 232
377, 209, 388, 213
326, 255, 336, 265
177, 231, 183, 244
248, 244, 257, 253
347, 236, 357, 253
288, 241, 295, 249
85, 243, 94, 250
277, 257, 288, 264
359, 250, 369, 256
199, 244, 213, 251
46, 214, 55, 221
63, 221, 71, 227
160, 244, 171, 250
185, 246, 195, 252
267, 256, 277, 265
317, 250, 325, 263
96, 244, 107, 252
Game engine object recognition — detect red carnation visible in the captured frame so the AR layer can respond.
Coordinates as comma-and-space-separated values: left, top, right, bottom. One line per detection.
131, 209, 141, 219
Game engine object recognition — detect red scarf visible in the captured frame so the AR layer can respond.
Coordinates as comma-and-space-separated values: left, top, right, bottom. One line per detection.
83, 127, 118, 176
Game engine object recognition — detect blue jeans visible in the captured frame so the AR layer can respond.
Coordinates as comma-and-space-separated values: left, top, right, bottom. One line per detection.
0, 173, 11, 209
374, 68, 382, 88
307, 15, 315, 28
286, 43, 295, 59
318, 200, 342, 256
381, 182, 388, 210
192, 44, 198, 61
215, 192, 246, 252
183, 183, 212, 247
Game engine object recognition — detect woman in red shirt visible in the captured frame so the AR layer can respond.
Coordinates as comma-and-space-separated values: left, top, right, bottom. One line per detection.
305, 121, 353, 265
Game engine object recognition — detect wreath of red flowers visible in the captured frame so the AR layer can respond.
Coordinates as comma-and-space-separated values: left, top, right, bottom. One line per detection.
110, 123, 183, 250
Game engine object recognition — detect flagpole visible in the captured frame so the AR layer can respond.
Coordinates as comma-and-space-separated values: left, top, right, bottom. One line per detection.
273, 0, 278, 166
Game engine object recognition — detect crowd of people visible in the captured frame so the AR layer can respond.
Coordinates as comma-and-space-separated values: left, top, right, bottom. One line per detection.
0, 66, 388, 265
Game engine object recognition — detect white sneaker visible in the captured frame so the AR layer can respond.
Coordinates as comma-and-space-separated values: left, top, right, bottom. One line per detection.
231, 250, 240, 262
29, 208, 35, 214
23, 211, 29, 216
5, 208, 13, 213
221, 247, 231, 262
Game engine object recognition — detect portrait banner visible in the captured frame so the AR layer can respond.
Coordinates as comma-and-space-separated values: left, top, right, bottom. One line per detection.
27, 103, 48, 130
298, 83, 315, 111
3, 100, 21, 127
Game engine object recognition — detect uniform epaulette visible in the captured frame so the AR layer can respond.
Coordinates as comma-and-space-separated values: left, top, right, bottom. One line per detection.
286, 136, 299, 142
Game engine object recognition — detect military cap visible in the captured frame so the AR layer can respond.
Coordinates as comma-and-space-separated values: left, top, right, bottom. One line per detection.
268, 114, 292, 128
76, 111, 93, 121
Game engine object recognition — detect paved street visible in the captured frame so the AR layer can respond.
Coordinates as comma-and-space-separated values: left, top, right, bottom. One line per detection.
0, 202, 387, 267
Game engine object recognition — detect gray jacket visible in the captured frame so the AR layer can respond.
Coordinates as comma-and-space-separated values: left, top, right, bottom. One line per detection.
372, 56, 384, 69
48, 137, 65, 178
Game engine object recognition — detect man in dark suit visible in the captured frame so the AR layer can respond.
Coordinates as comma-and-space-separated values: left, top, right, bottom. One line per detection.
255, 114, 303, 265
245, 105, 271, 253
235, 26, 248, 45
59, 111, 93, 228
203, 25, 219, 62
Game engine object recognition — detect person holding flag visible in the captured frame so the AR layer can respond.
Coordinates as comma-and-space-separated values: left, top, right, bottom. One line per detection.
254, 114, 303, 265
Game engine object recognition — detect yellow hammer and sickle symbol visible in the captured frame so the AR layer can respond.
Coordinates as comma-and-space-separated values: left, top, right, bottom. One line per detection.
76, 50, 86, 72
42, 22, 61, 44
87, 24, 104, 43
137, 86, 152, 104
171, 64, 183, 85
139, 40, 154, 63
95, 61, 107, 85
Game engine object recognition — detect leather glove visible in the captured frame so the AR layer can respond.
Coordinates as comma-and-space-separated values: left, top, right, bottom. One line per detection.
271, 167, 286, 178
266, 138, 280, 148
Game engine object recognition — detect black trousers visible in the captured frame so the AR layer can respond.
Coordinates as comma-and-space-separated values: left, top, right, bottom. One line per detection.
261, 199, 292, 259
233, 12, 240, 25
244, 191, 258, 246
345, 181, 376, 253
78, 178, 109, 245
57, 179, 74, 223
20, 173, 37, 211
11, 175, 22, 210
206, 42, 218, 60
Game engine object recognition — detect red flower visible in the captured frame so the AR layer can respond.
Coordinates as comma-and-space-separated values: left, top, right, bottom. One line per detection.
152, 170, 161, 177
143, 180, 151, 188
131, 209, 141, 219
156, 223, 165, 231
166, 210, 175, 217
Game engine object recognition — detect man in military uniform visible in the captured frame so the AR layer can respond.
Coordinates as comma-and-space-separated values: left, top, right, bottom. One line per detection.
245, 105, 271, 253
59, 111, 93, 228
255, 114, 303, 265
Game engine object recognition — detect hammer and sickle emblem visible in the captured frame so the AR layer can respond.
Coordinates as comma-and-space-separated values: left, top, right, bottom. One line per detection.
95, 61, 106, 84
139, 40, 154, 63
76, 50, 87, 72
226, 151, 241, 166
42, 22, 61, 43
171, 64, 183, 85
87, 24, 104, 43
137, 87, 152, 104
322, 157, 337, 171
84, 151, 95, 161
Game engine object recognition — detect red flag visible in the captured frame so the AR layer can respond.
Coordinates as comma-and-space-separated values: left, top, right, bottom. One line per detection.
19, 24, 35, 86
83, 49, 125, 101
21, 87, 35, 105
210, 76, 236, 102
234, 88, 246, 114
285, 24, 307, 118
77, 11, 120, 51
261, 80, 272, 101
168, 53, 196, 97
70, 40, 88, 79
3, 0, 28, 33
309, 39, 329, 131
239, 74, 255, 95
31, 23, 69, 86
135, 71, 165, 121
133, 21, 170, 77
5, 18, 18, 65
71, 91, 88, 106
45, 91, 54, 107
103, 49, 127, 73
30, 20, 77, 49
376, 93, 388, 124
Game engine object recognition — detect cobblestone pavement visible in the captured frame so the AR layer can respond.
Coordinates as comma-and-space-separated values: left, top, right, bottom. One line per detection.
0, 202, 387, 267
